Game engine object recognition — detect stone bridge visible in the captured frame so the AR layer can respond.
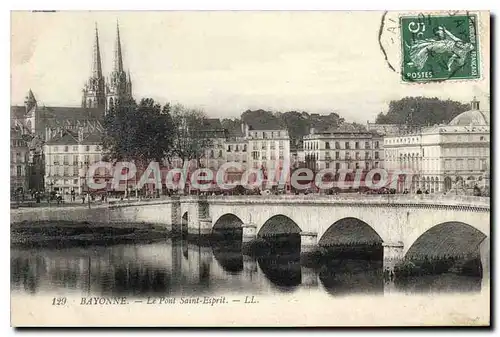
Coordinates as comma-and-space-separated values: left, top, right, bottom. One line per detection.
174, 194, 490, 274
10, 194, 490, 278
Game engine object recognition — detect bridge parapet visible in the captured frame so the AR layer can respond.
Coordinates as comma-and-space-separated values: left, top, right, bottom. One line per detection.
203, 195, 490, 211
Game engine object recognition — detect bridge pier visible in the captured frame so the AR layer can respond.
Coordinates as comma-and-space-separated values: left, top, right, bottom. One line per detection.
171, 196, 181, 232
382, 242, 404, 273
479, 236, 490, 291
243, 254, 258, 276
301, 266, 319, 287
242, 224, 257, 243
300, 231, 319, 256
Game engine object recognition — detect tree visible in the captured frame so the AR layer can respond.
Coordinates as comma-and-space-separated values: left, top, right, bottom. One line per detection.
170, 104, 214, 167
375, 97, 470, 126
102, 97, 175, 169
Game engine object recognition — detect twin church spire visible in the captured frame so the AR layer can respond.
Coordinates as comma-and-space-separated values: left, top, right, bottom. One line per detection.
82, 22, 132, 113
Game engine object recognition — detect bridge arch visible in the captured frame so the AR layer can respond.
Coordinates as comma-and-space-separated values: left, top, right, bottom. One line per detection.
213, 213, 244, 231
403, 209, 489, 257
404, 221, 487, 259
257, 214, 302, 237
318, 217, 383, 246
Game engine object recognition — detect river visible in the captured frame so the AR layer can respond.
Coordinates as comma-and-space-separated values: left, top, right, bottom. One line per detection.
11, 237, 484, 297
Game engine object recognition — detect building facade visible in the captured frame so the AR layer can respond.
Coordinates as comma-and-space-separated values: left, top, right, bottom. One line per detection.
383, 98, 490, 194
10, 126, 30, 196
245, 125, 290, 171
44, 127, 104, 195
303, 124, 384, 172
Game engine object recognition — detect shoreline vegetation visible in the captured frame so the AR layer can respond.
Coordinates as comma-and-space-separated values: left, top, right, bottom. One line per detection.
11, 221, 171, 248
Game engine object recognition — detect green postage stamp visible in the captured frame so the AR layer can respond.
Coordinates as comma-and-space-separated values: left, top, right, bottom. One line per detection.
400, 13, 480, 82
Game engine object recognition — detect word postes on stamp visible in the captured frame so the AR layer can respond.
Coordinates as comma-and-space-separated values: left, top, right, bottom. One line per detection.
400, 13, 480, 82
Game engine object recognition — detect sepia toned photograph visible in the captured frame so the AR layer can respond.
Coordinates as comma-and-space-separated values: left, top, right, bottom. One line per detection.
10, 10, 490, 327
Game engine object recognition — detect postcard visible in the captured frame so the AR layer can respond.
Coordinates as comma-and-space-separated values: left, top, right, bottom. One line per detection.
10, 10, 490, 327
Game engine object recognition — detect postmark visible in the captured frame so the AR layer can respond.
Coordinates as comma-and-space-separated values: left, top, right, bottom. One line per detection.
400, 13, 480, 82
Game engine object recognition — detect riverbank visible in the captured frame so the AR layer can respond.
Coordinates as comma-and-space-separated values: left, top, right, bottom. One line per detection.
11, 221, 171, 248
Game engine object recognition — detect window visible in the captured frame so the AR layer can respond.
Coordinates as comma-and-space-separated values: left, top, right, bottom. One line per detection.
355, 163, 360, 169
73, 179, 78, 184
235, 145, 239, 152
64, 146, 69, 152
346, 152, 351, 160
210, 150, 214, 158
355, 152, 360, 160
468, 159, 475, 171
84, 155, 90, 165
365, 161, 370, 169
63, 155, 69, 165
374, 141, 380, 149
481, 159, 487, 170
374, 151, 379, 159
335, 163, 340, 170
16, 166, 21, 176
73, 146, 78, 151
54, 155, 60, 165
270, 142, 275, 149
261, 142, 266, 150
64, 167, 69, 176
365, 141, 370, 149
365, 151, 370, 159
345, 142, 350, 149
243, 144, 247, 152
325, 142, 330, 149
374, 162, 379, 168
335, 142, 340, 149
85, 145, 90, 152
355, 142, 359, 149
73, 156, 78, 165
227, 145, 232, 152
335, 151, 340, 160
219, 150, 223, 157
73, 167, 79, 176
279, 140, 284, 149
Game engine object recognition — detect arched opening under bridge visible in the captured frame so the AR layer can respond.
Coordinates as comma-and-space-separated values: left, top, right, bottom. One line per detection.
396, 222, 487, 293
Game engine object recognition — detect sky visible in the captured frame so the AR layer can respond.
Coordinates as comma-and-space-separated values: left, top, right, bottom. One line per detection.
11, 11, 490, 123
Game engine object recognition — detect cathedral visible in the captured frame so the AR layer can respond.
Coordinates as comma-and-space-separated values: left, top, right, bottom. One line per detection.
81, 23, 133, 112
10, 23, 134, 194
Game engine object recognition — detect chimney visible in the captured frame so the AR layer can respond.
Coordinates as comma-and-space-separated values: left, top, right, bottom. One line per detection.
471, 96, 480, 110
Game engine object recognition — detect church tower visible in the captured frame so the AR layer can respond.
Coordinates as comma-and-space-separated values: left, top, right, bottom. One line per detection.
106, 22, 133, 113
24, 89, 37, 134
81, 24, 106, 111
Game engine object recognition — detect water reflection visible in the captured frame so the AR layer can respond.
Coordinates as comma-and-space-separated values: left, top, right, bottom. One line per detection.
11, 238, 483, 298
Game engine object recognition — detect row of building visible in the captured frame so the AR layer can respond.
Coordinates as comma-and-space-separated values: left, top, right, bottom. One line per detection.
10, 24, 490, 197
